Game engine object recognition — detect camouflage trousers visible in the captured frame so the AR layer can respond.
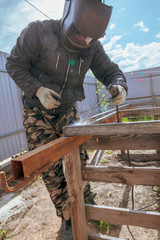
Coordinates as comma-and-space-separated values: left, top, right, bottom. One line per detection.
23, 106, 95, 219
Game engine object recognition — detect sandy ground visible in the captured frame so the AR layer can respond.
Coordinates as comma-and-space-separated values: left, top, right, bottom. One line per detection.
0, 150, 160, 240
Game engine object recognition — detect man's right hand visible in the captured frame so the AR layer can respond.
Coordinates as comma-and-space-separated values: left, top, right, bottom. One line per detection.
36, 86, 61, 109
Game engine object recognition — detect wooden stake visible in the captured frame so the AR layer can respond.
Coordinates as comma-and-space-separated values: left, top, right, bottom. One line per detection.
64, 147, 88, 240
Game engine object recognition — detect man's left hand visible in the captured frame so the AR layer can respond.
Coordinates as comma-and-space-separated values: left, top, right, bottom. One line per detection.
110, 85, 126, 106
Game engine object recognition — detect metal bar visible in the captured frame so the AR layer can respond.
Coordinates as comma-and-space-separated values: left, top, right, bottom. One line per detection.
127, 95, 160, 100
89, 104, 130, 122
88, 232, 124, 240
63, 120, 160, 137
116, 105, 120, 122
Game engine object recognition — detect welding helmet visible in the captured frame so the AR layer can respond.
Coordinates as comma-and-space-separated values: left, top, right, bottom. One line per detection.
60, 0, 113, 53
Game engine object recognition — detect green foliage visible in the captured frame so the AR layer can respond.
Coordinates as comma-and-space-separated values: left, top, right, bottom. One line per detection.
153, 186, 160, 193
107, 191, 112, 197
122, 116, 154, 122
99, 221, 117, 233
107, 150, 113, 155
87, 150, 94, 154
96, 80, 109, 112
86, 70, 110, 112
100, 159, 109, 163
0, 230, 6, 240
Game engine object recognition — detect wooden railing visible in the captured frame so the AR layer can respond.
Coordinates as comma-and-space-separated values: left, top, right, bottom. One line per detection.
63, 105, 160, 240
1, 104, 160, 239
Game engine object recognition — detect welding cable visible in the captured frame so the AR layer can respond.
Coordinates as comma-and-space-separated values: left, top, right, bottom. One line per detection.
136, 197, 160, 211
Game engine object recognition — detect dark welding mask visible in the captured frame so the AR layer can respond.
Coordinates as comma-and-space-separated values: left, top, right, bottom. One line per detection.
60, 0, 113, 53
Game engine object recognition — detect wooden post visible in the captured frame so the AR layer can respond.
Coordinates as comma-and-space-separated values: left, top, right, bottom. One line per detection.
154, 114, 160, 154
64, 147, 88, 240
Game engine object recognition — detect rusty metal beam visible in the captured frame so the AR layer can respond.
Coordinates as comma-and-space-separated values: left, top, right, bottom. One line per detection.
11, 136, 90, 179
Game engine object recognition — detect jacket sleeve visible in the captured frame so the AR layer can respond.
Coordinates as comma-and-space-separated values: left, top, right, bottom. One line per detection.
6, 22, 43, 98
90, 41, 128, 93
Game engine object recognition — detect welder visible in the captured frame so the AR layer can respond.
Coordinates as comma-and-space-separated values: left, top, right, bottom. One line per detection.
6, 0, 128, 230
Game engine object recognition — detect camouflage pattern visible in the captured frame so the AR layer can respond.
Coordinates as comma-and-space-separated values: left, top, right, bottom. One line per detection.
23, 106, 95, 219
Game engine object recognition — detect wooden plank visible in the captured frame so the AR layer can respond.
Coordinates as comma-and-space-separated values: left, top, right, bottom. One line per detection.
117, 154, 160, 162
85, 204, 160, 230
119, 107, 160, 117
88, 232, 124, 240
64, 147, 88, 240
81, 134, 160, 150
63, 121, 160, 137
82, 166, 160, 185
11, 135, 90, 178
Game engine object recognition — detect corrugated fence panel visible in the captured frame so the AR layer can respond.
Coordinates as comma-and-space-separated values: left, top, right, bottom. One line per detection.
77, 76, 99, 118
0, 51, 27, 161
125, 66, 160, 105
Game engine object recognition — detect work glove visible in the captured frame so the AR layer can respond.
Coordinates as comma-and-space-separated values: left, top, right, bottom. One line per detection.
108, 85, 126, 106
36, 86, 61, 109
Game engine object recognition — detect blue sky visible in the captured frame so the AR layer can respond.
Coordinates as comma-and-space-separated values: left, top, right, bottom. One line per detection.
0, 0, 160, 72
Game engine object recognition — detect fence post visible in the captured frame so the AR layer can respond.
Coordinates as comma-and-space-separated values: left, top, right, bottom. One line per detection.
64, 147, 88, 240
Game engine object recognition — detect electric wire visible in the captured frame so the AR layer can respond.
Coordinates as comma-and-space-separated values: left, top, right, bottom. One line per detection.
0, 23, 20, 34
137, 198, 160, 211
24, 0, 51, 19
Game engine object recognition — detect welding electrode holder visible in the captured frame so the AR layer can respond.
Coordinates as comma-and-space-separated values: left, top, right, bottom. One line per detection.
107, 84, 119, 99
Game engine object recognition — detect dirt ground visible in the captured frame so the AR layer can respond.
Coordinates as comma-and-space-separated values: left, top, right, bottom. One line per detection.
0, 150, 160, 240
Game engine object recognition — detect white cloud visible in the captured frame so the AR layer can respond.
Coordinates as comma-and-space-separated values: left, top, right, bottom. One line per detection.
134, 21, 149, 32
156, 33, 160, 39
100, 23, 117, 44
103, 35, 122, 51
0, 0, 65, 52
109, 23, 116, 31
119, 8, 125, 12
103, 37, 160, 71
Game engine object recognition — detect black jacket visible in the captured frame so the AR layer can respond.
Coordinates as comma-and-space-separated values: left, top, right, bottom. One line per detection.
6, 19, 127, 114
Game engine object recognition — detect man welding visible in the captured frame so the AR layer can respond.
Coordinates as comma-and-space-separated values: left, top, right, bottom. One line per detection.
6, 0, 128, 230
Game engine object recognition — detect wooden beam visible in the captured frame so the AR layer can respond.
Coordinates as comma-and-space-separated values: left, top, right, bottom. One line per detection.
82, 166, 160, 185
64, 147, 88, 240
80, 134, 160, 150
88, 232, 124, 240
63, 121, 160, 137
117, 154, 160, 163
119, 107, 160, 117
86, 204, 160, 230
